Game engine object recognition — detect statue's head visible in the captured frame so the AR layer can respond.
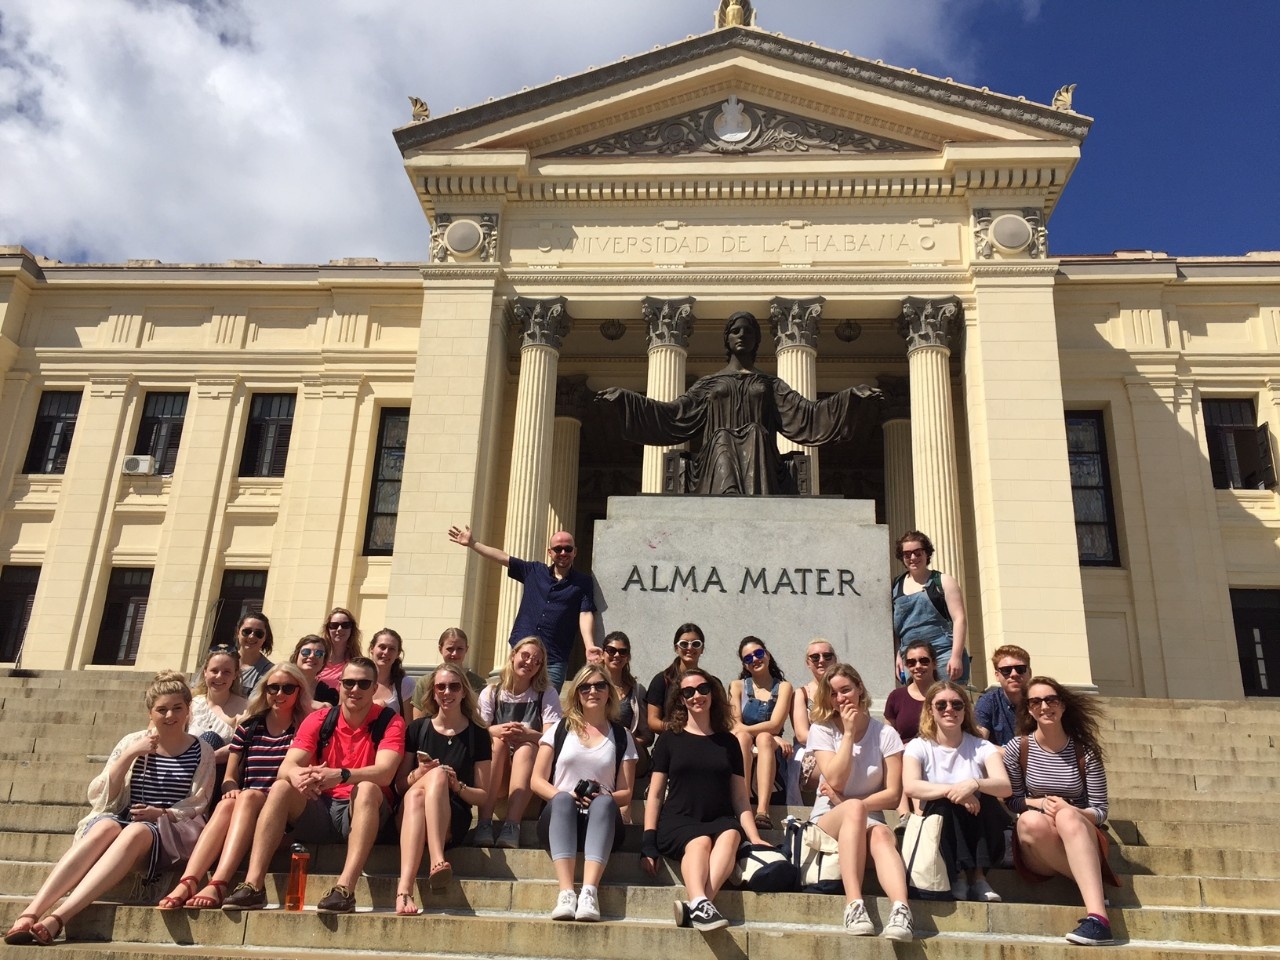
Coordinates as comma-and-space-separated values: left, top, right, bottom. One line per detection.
722, 311, 761, 362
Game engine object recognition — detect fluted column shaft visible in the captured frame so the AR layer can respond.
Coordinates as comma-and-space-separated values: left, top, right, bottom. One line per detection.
640, 297, 694, 493
771, 296, 824, 493
547, 376, 590, 540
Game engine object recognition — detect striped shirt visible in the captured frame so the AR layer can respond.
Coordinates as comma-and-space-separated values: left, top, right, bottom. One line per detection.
127, 738, 203, 809
1003, 734, 1108, 825
229, 718, 297, 792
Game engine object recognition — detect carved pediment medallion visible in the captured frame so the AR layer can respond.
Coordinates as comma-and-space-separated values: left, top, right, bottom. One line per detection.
546, 95, 922, 158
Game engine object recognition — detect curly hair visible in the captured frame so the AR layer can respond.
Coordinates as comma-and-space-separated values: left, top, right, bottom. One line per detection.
1015, 676, 1106, 763
917, 680, 979, 741
895, 530, 935, 563
737, 635, 786, 682
240, 662, 311, 730
663, 667, 732, 734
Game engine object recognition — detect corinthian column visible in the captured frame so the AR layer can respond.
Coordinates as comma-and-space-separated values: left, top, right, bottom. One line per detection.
897, 296, 964, 584
547, 375, 591, 541
494, 296, 570, 670
771, 296, 823, 493
640, 297, 695, 493
879, 374, 914, 560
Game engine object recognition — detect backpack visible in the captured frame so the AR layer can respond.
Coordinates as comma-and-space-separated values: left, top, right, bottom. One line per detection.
313, 704, 395, 763
892, 570, 950, 622
550, 718, 628, 786
731, 841, 799, 893
783, 816, 844, 894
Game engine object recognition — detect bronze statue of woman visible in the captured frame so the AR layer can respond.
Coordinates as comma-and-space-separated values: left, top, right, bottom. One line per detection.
597, 311, 881, 495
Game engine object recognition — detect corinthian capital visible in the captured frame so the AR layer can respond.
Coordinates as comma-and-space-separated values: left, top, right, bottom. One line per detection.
641, 296, 695, 350
897, 296, 963, 353
510, 296, 571, 350
770, 296, 824, 350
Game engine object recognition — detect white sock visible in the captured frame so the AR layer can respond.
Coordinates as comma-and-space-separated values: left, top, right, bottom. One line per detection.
690, 896, 710, 908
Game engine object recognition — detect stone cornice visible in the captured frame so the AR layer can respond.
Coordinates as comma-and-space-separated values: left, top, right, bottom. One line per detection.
970, 261, 1060, 279
394, 28, 1090, 153
501, 268, 972, 285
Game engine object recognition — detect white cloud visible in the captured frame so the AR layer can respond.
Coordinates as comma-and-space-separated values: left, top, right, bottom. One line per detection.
0, 0, 1018, 265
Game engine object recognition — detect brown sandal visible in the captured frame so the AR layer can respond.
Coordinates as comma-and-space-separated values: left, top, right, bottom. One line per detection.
4, 915, 38, 945
158, 876, 200, 911
428, 861, 453, 891
31, 913, 64, 946
187, 880, 227, 910
754, 812, 774, 830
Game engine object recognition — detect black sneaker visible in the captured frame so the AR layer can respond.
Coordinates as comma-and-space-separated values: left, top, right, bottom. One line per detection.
316, 884, 356, 914
1066, 916, 1114, 946
672, 900, 690, 928
688, 900, 728, 932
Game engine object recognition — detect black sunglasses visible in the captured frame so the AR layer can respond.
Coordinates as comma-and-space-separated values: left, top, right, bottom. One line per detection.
265, 682, 299, 696
1027, 695, 1062, 709
997, 664, 1029, 678
933, 699, 966, 712
904, 656, 933, 667
603, 646, 629, 657
340, 677, 373, 691
580, 680, 610, 694
680, 682, 713, 699
327, 621, 353, 631
550, 546, 575, 555
807, 652, 836, 664
239, 627, 265, 640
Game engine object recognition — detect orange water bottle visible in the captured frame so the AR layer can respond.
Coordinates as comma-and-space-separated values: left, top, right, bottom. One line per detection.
285, 842, 309, 911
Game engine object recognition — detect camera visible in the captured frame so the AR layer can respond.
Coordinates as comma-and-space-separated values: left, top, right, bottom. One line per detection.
573, 779, 602, 802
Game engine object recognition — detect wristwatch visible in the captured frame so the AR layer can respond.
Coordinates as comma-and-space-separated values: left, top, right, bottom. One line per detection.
339, 767, 351, 784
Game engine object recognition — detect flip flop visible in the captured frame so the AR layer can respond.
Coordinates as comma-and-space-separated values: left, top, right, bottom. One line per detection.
4, 914, 38, 945
428, 861, 453, 891
31, 913, 64, 946
395, 893, 420, 916
187, 880, 228, 910
157, 876, 200, 911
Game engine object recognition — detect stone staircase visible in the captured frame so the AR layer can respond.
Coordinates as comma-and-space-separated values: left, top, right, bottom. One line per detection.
1, 669, 1278, 958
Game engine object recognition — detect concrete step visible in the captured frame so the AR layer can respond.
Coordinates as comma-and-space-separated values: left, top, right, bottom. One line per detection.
0, 702, 141, 725
1106, 741, 1280, 762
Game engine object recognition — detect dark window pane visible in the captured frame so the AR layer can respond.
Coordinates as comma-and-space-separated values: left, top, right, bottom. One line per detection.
1064, 412, 1120, 567
0, 565, 40, 662
23, 390, 83, 475
364, 408, 410, 555
239, 393, 296, 478
92, 568, 153, 666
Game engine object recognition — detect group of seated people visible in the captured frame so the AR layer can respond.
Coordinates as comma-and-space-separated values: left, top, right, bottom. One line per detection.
4, 558, 1119, 948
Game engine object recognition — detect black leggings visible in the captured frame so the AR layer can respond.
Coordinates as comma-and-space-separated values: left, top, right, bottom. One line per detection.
928, 795, 1007, 879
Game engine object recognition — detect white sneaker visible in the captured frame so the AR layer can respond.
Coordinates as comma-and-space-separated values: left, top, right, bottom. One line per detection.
550, 889, 577, 921
882, 901, 914, 942
950, 876, 969, 901
575, 889, 600, 922
971, 878, 1001, 902
842, 899, 875, 936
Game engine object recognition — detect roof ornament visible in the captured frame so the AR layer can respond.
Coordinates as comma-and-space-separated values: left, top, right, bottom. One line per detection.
1051, 84, 1076, 112
715, 0, 757, 28
408, 96, 431, 122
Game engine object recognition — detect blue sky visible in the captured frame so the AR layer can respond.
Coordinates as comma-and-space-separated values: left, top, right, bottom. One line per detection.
1, 0, 1275, 264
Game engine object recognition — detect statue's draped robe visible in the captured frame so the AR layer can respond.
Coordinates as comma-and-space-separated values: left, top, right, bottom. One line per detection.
609, 371, 863, 494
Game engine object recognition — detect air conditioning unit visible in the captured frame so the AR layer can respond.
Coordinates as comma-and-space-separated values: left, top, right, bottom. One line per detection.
122, 455, 157, 476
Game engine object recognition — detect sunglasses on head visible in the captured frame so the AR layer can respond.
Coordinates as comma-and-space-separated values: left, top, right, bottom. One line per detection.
807, 651, 836, 664
209, 643, 237, 655
550, 545, 575, 555
904, 656, 933, 667
741, 649, 767, 664
434, 681, 463, 694
679, 681, 713, 699
676, 638, 704, 651
603, 646, 629, 658
239, 627, 265, 640
339, 677, 373, 691
265, 682, 299, 696
997, 664, 1029, 678
580, 680, 611, 694
327, 621, 353, 631
1027, 695, 1062, 709
297, 647, 325, 659
933, 699, 966, 712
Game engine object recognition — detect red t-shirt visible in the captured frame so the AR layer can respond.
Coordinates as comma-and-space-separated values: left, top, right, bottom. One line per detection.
291, 704, 406, 801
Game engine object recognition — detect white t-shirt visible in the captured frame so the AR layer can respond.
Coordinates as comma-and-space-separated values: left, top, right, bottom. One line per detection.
808, 717, 904, 816
478, 684, 563, 730
905, 733, 997, 784
539, 720, 638, 791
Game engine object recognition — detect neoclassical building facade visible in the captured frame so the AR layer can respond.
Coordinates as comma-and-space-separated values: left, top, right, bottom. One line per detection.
1, 20, 1276, 699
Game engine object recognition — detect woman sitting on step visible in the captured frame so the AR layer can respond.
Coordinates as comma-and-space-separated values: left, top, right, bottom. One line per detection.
1004, 676, 1119, 947
189, 645, 249, 761
156, 663, 310, 910
727, 636, 793, 831
809, 663, 914, 941
291, 633, 338, 708
531, 664, 638, 922
5, 672, 213, 946
641, 667, 767, 932
473, 637, 562, 849
394, 664, 492, 916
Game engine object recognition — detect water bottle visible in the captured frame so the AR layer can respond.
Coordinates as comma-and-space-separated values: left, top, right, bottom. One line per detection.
285, 842, 310, 911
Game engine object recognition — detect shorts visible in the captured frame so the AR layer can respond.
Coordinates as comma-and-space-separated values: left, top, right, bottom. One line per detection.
290, 792, 391, 843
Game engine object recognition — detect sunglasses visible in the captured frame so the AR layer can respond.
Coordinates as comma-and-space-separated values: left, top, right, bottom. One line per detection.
327, 621, 353, 631
997, 664, 1029, 678
240, 627, 265, 640
676, 639, 704, 651
580, 680, 611, 694
1027, 695, 1062, 709
297, 647, 325, 659
901, 548, 927, 559
209, 643, 237, 655
340, 677, 373, 691
680, 682, 713, 699
434, 681, 463, 694
933, 699, 966, 712
807, 652, 836, 664
550, 546, 575, 555
904, 656, 933, 667
741, 649, 768, 664
265, 682, 300, 696
603, 646, 629, 658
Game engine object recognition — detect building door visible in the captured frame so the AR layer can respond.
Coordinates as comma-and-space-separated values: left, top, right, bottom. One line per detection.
1231, 589, 1280, 697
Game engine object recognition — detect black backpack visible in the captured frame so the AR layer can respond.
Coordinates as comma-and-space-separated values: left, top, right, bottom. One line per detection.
891, 570, 950, 622
550, 719, 628, 785
313, 705, 395, 762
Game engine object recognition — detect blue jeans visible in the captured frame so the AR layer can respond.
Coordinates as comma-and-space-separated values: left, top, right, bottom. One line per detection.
545, 658, 566, 692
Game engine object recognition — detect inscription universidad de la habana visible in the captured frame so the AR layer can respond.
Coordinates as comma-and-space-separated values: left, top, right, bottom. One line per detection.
622, 564, 860, 597
533, 230, 937, 256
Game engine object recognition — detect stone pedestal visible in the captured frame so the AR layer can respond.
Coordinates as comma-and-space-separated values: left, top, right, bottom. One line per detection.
592, 496, 893, 701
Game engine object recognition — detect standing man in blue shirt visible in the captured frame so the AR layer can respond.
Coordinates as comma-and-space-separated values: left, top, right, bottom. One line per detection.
448, 524, 599, 690
974, 644, 1032, 749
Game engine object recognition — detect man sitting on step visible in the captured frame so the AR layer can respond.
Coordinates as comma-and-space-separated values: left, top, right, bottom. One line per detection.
223, 656, 405, 914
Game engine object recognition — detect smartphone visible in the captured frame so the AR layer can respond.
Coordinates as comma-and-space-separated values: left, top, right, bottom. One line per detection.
416, 750, 432, 763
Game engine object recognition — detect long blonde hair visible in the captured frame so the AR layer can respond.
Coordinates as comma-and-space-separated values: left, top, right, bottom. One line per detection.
917, 680, 980, 741
241, 662, 312, 731
809, 662, 871, 724
560, 664, 620, 738
421, 665, 486, 728
494, 636, 550, 694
